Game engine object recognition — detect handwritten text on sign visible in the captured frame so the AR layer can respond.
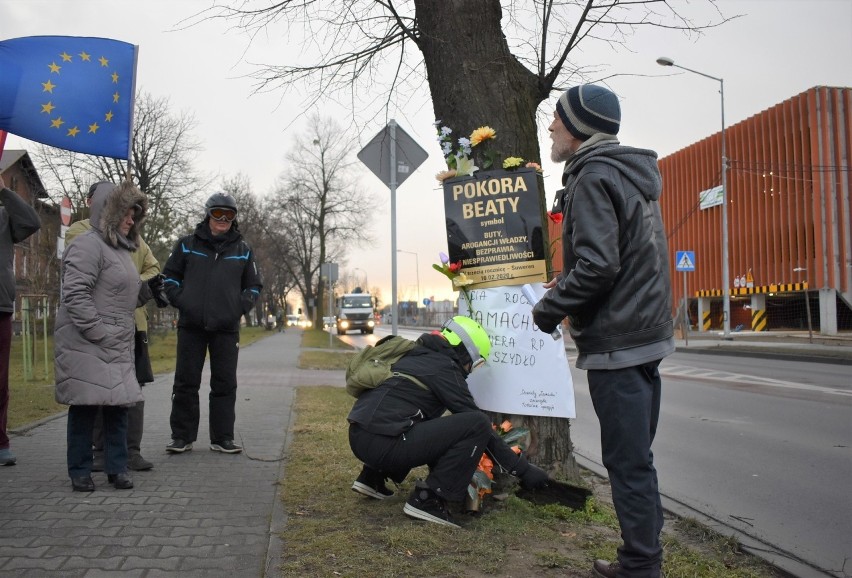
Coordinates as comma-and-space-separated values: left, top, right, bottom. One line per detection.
460, 285, 575, 418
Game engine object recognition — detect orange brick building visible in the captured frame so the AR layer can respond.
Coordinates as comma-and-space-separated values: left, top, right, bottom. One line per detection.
659, 86, 850, 334
546, 87, 850, 335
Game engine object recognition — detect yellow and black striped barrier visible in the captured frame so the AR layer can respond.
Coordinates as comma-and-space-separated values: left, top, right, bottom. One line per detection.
696, 281, 807, 298
734, 282, 808, 295
751, 309, 767, 331
702, 311, 711, 331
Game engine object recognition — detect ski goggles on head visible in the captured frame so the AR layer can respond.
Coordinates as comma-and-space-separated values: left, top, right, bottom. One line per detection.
208, 207, 236, 222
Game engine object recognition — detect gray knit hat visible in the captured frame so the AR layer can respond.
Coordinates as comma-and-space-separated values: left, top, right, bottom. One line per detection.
555, 84, 621, 140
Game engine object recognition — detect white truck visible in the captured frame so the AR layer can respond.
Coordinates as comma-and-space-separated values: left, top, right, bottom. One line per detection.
336, 292, 375, 335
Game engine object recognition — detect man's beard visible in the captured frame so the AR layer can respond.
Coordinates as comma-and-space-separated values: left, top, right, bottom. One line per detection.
551, 141, 573, 163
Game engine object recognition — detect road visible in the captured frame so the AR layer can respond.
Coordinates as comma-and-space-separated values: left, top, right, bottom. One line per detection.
334, 327, 852, 578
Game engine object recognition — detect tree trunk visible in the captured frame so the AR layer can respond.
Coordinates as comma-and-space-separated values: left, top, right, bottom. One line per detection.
414, 0, 545, 165
415, 0, 578, 480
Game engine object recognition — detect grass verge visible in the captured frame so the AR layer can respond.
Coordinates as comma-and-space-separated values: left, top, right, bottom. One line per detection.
8, 324, 269, 430
278, 385, 784, 577
298, 329, 356, 370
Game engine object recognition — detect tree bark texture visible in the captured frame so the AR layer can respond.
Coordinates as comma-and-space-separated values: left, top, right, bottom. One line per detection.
414, 0, 545, 166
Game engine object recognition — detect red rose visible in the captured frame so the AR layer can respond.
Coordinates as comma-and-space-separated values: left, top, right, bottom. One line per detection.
548, 211, 563, 224
448, 261, 462, 273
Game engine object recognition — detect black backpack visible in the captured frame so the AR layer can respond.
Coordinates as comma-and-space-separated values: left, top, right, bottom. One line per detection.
345, 335, 428, 398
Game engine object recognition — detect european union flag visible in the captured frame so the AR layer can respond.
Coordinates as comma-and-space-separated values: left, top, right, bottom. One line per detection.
0, 36, 138, 159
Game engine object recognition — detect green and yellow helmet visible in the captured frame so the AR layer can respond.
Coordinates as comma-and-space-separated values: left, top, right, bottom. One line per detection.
440, 316, 491, 369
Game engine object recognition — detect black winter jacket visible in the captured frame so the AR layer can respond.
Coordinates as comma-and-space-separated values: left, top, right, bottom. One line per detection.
533, 142, 673, 353
1, 187, 41, 313
163, 221, 262, 332
347, 333, 524, 472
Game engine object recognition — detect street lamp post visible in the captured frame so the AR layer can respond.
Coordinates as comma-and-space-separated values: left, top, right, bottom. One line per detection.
396, 249, 420, 325
352, 267, 369, 294
657, 56, 731, 339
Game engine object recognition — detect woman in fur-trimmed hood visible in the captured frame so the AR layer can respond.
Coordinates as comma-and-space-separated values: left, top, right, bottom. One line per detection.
55, 181, 156, 492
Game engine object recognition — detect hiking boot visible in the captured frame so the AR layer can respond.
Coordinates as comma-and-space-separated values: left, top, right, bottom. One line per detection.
351, 466, 394, 500
107, 472, 134, 489
0, 447, 17, 466
210, 440, 242, 454
91, 451, 104, 472
71, 476, 95, 492
592, 559, 621, 578
403, 482, 460, 528
166, 439, 193, 453
128, 453, 154, 471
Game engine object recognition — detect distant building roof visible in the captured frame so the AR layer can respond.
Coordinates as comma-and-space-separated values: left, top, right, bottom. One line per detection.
0, 149, 48, 198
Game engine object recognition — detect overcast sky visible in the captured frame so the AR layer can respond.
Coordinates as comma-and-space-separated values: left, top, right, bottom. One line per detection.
4, 0, 851, 309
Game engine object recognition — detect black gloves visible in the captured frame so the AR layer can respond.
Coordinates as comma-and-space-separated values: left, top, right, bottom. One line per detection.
147, 274, 170, 308
511, 455, 550, 490
531, 303, 557, 336
241, 289, 257, 315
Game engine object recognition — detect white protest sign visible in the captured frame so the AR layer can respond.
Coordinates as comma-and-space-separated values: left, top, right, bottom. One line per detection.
460, 284, 575, 418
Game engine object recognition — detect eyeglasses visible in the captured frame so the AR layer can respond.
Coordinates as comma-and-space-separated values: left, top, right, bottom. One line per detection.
208, 207, 236, 222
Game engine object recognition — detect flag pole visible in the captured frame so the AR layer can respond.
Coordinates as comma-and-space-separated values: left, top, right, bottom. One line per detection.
124, 45, 140, 184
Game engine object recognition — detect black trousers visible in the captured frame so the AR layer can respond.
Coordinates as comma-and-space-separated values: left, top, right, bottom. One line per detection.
349, 411, 493, 502
93, 330, 152, 455
588, 361, 664, 577
169, 327, 240, 444
68, 405, 128, 477
93, 400, 144, 455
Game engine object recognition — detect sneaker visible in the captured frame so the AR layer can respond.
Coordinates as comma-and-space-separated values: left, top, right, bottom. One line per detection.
592, 559, 621, 578
403, 482, 460, 528
128, 453, 154, 471
351, 466, 394, 500
0, 447, 16, 466
166, 439, 193, 453
210, 440, 242, 454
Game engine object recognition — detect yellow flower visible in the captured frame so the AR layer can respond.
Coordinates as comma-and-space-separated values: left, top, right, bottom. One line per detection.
503, 156, 524, 169
452, 273, 473, 288
470, 126, 496, 147
435, 169, 457, 182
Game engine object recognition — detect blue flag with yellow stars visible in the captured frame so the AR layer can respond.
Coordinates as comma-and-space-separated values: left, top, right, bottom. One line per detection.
0, 36, 138, 159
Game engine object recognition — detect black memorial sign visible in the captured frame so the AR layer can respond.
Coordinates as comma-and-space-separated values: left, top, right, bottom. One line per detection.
442, 167, 547, 289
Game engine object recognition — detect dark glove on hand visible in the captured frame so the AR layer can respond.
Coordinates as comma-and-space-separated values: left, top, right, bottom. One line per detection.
512, 455, 550, 490
520, 463, 550, 490
241, 290, 256, 316
531, 303, 557, 335
148, 274, 170, 308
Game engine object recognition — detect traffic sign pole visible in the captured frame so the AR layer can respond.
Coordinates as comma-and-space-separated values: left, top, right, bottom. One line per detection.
682, 271, 688, 346
357, 120, 428, 336
389, 120, 398, 336
675, 251, 695, 344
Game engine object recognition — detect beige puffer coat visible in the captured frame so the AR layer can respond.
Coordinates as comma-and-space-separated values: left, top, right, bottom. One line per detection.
54, 182, 149, 406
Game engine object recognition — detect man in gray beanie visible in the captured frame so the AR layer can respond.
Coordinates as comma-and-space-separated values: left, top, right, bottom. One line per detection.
533, 84, 674, 578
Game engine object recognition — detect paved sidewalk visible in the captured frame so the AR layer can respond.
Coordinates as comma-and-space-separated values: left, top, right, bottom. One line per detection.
0, 330, 343, 577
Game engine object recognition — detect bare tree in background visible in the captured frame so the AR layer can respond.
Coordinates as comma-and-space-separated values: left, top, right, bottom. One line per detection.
33, 92, 212, 262
268, 115, 376, 322
191, 0, 729, 477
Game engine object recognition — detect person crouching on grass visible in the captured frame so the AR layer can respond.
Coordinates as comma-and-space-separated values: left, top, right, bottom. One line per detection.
347, 316, 551, 528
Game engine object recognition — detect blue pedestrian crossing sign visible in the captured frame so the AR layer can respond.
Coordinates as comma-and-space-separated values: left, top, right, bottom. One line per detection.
675, 251, 696, 272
